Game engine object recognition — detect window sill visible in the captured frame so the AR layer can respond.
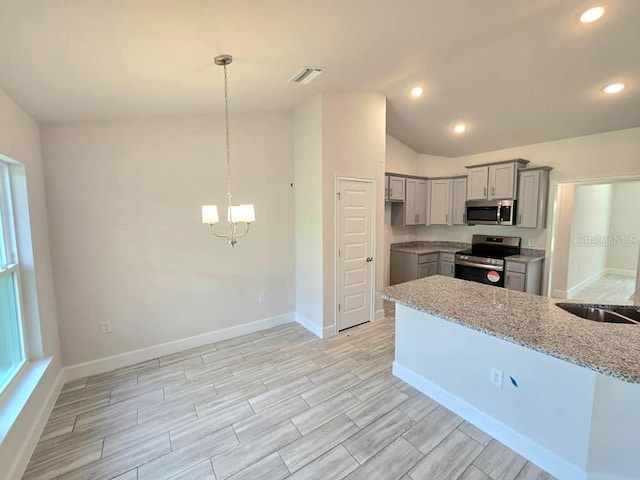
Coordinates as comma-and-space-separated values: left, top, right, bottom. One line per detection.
0, 357, 53, 443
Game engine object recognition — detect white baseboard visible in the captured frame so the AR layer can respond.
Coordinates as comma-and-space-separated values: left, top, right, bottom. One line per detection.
392, 361, 586, 480
65, 312, 295, 381
551, 289, 568, 299
323, 325, 336, 338
567, 270, 605, 297
6, 364, 65, 480
374, 308, 385, 321
295, 312, 323, 338
605, 268, 637, 278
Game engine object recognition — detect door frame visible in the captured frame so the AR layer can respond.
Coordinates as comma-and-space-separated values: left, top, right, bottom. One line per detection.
545, 173, 640, 298
334, 176, 377, 335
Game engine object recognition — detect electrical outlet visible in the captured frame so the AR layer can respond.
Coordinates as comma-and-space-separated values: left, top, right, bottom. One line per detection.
258, 292, 267, 303
490, 367, 503, 388
101, 321, 113, 334
527, 239, 534, 247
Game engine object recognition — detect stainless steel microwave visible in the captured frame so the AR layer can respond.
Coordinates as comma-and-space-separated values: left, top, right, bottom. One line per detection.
465, 199, 517, 226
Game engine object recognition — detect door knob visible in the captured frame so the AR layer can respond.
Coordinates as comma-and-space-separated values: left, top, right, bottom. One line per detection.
366, 257, 373, 262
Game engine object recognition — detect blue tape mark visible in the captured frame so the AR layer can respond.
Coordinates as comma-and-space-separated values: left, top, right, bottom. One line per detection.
510, 376, 518, 388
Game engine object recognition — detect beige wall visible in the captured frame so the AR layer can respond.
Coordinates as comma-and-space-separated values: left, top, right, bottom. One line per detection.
293, 97, 324, 332
386, 135, 420, 176
567, 184, 612, 290
0, 89, 61, 477
607, 181, 640, 275
41, 112, 295, 365
322, 93, 387, 330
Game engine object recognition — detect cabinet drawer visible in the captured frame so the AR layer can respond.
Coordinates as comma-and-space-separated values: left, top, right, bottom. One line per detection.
418, 253, 439, 264
440, 252, 455, 263
506, 261, 526, 273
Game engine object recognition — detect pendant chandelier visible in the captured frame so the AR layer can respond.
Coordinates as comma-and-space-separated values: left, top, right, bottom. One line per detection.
201, 54, 255, 247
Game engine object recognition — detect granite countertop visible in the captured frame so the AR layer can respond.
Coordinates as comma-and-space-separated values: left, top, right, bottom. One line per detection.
505, 249, 545, 263
391, 241, 470, 255
378, 276, 640, 383
391, 242, 546, 263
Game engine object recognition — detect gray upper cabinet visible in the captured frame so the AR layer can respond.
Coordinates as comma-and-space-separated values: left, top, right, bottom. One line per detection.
452, 177, 467, 225
467, 166, 489, 200
403, 178, 428, 226
386, 175, 405, 202
466, 160, 529, 201
517, 167, 551, 229
489, 163, 517, 200
429, 179, 453, 225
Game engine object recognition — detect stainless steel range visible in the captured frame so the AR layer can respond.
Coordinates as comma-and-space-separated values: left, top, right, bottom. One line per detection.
455, 235, 521, 287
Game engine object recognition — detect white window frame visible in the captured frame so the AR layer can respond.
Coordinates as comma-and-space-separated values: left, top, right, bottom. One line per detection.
0, 160, 27, 394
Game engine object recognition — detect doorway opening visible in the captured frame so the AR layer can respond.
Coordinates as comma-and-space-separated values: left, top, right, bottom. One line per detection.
549, 179, 640, 304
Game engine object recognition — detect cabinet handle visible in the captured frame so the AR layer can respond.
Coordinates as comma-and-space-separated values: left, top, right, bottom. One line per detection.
445, 213, 448, 223
483, 187, 487, 197
506, 275, 510, 287
491, 186, 495, 197
519, 214, 522, 224
389, 187, 393, 197
463, 213, 466, 224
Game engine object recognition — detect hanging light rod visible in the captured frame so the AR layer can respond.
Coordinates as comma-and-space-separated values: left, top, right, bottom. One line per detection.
202, 54, 255, 247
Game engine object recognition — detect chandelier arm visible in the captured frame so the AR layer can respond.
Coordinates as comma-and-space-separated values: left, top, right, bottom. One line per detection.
234, 222, 251, 240
208, 224, 232, 243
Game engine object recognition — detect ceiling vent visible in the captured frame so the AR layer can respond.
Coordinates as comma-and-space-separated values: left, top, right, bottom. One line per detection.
289, 67, 323, 85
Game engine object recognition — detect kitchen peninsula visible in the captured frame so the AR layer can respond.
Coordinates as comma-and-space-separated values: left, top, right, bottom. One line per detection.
379, 276, 640, 480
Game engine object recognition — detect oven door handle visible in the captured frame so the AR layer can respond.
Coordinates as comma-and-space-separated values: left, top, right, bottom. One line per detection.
455, 260, 504, 271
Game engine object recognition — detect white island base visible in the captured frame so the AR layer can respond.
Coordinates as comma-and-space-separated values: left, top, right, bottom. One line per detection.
392, 304, 640, 480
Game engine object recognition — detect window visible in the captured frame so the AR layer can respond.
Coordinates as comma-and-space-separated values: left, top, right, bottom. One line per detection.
0, 160, 25, 393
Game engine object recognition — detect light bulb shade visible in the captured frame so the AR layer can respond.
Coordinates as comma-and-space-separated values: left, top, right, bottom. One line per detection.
202, 205, 219, 224
228, 204, 256, 223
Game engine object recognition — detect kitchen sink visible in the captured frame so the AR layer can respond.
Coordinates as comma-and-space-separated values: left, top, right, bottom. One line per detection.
556, 303, 638, 325
612, 306, 640, 322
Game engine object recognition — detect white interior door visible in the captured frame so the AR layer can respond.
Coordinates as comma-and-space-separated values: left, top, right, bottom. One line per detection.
337, 178, 374, 331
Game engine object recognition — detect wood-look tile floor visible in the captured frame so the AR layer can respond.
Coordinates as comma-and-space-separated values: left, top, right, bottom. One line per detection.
24, 314, 556, 480
568, 274, 636, 303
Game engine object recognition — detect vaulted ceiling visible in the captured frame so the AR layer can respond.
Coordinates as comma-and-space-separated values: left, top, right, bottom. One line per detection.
1, 0, 638, 156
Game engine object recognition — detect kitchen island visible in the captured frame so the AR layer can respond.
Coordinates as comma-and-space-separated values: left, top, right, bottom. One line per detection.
379, 276, 640, 480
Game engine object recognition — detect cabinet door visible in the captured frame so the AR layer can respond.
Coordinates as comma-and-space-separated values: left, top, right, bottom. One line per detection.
517, 170, 541, 228
490, 163, 517, 200
415, 180, 428, 224
440, 261, 455, 278
417, 263, 428, 279
426, 261, 439, 277
429, 179, 452, 225
505, 272, 526, 292
404, 179, 417, 225
388, 176, 405, 201
452, 177, 467, 225
467, 167, 489, 200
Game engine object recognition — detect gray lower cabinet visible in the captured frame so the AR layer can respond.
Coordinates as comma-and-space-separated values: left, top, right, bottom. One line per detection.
440, 261, 455, 278
439, 252, 455, 278
505, 259, 544, 295
391, 251, 440, 285
505, 271, 526, 292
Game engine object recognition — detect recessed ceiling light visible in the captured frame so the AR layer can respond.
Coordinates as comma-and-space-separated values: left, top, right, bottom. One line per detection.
410, 86, 424, 97
602, 83, 625, 94
580, 6, 605, 23
453, 124, 467, 134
